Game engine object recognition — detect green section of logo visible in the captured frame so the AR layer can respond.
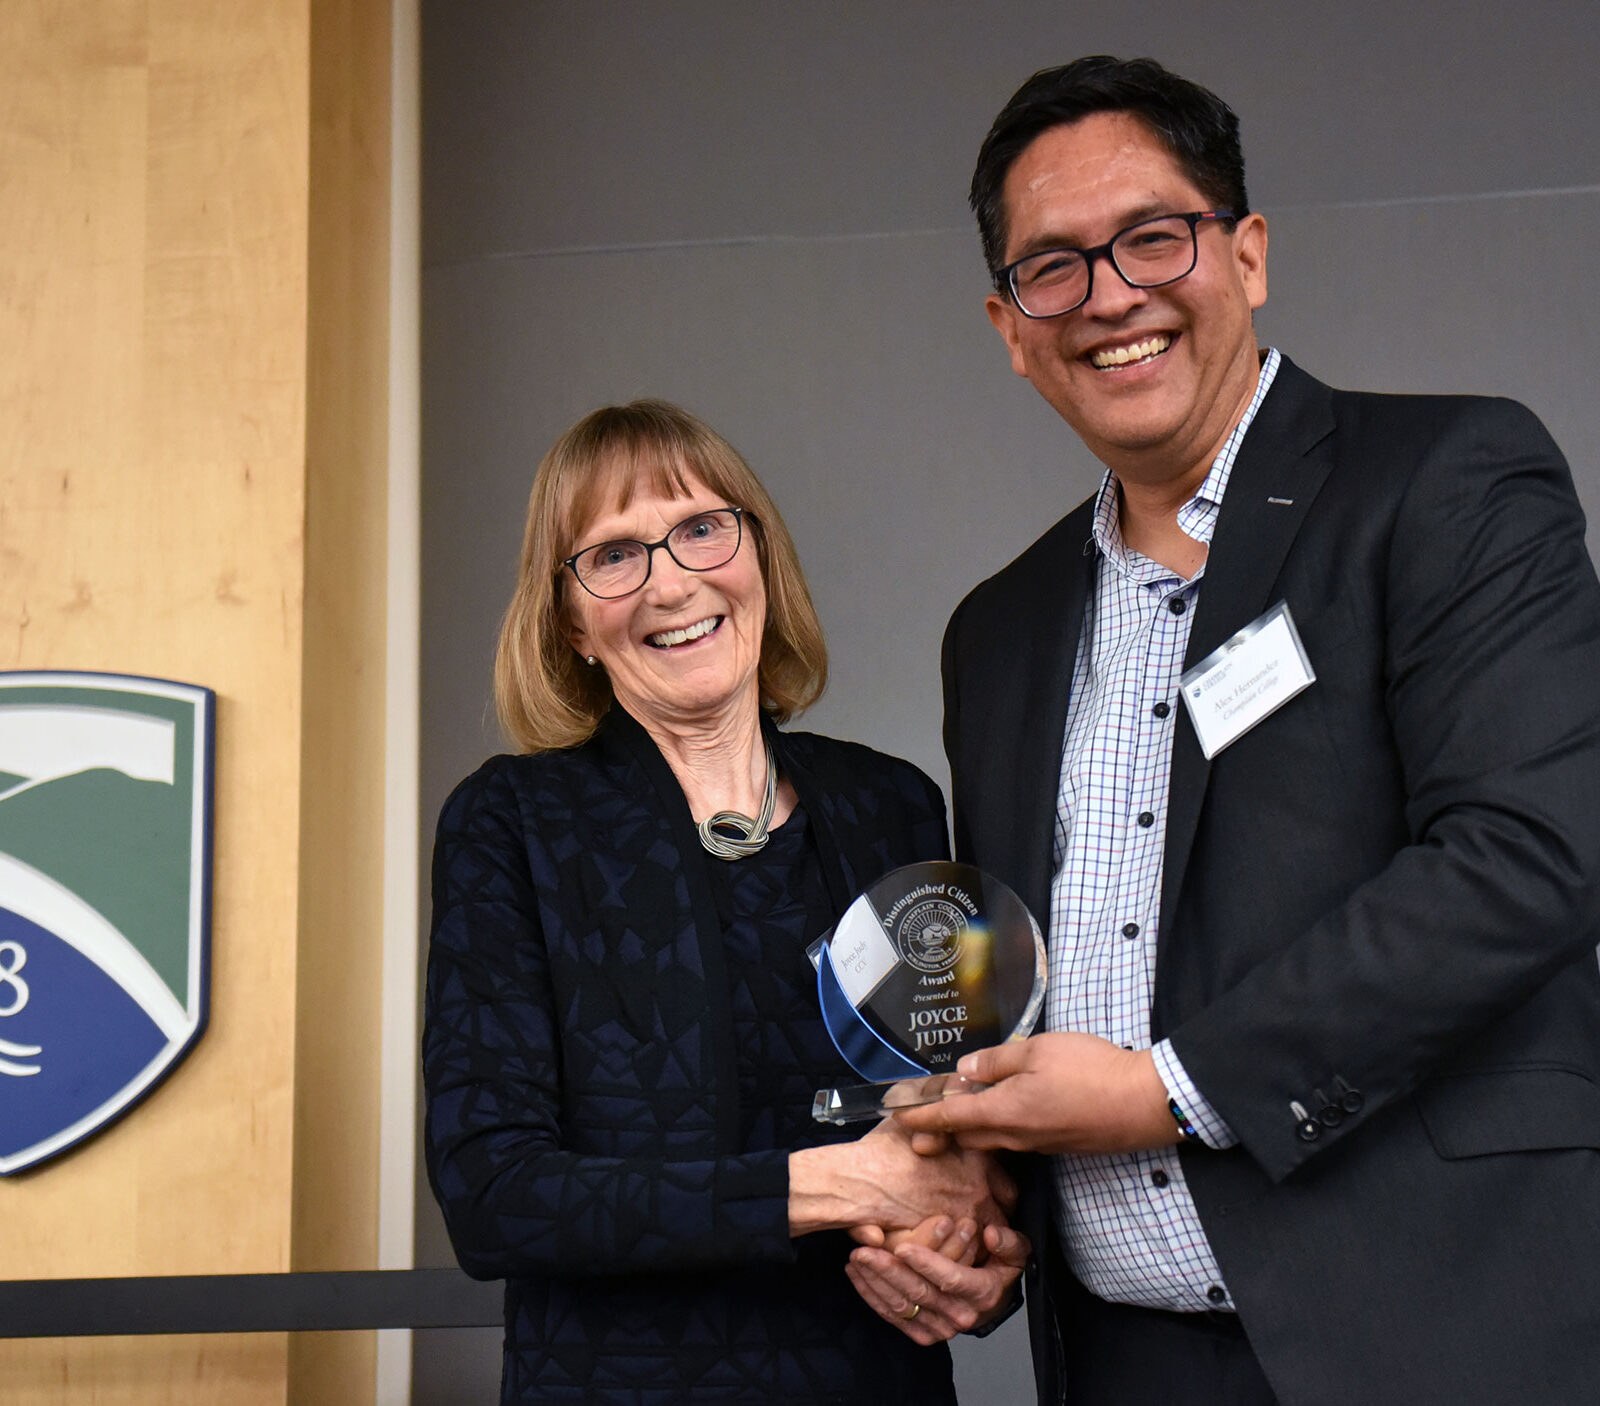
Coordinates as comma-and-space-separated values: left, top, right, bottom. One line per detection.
0, 686, 198, 1003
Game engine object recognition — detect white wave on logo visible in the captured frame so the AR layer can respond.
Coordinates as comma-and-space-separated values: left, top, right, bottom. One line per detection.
0, 1035, 41, 1077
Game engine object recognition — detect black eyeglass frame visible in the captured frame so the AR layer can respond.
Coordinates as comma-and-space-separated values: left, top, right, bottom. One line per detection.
997, 210, 1238, 320
562, 505, 748, 600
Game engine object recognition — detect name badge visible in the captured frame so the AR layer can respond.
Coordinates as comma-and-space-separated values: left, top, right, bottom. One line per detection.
1178, 600, 1315, 759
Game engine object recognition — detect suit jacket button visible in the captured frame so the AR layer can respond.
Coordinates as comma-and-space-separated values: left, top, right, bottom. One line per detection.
1335, 1079, 1364, 1114
1298, 1119, 1321, 1142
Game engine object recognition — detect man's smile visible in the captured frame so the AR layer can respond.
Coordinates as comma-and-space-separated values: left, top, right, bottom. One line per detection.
1088, 333, 1173, 370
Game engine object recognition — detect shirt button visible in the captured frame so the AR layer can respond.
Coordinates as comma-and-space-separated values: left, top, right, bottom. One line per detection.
1122, 922, 1140, 939
1152, 701, 1170, 719
1150, 1168, 1169, 1188
1206, 1285, 1228, 1305
1137, 811, 1155, 828
1168, 597, 1188, 615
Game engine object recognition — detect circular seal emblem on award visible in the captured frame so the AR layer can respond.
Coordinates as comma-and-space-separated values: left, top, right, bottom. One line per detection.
894, 898, 967, 974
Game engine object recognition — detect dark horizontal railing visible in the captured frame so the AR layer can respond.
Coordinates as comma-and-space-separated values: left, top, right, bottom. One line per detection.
0, 1268, 503, 1338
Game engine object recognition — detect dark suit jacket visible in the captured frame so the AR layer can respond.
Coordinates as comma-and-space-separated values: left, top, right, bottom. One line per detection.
423, 706, 955, 1403
943, 357, 1600, 1406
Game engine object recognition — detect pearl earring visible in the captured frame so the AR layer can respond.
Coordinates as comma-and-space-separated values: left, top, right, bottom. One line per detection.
585, 655, 597, 666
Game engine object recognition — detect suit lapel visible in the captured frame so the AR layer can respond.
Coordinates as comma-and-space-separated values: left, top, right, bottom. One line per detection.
1013, 513, 1098, 927
1156, 359, 1337, 988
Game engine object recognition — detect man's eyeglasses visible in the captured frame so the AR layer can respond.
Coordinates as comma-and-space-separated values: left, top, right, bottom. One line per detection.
998, 210, 1237, 320
563, 507, 747, 599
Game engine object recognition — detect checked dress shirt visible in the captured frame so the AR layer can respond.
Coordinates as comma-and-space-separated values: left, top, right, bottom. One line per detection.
1045, 349, 1281, 1312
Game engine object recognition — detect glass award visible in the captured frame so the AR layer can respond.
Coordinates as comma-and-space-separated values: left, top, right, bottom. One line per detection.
810, 861, 1046, 1125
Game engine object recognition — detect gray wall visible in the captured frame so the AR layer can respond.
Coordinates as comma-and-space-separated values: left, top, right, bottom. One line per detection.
416, 3, 1600, 1400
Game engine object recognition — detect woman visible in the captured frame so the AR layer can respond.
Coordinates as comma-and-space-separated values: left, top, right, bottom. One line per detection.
423, 401, 1017, 1403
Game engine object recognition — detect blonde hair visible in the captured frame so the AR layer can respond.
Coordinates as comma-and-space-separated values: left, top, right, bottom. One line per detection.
494, 400, 829, 753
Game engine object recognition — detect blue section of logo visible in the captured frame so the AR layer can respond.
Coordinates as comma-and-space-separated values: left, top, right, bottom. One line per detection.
0, 906, 167, 1165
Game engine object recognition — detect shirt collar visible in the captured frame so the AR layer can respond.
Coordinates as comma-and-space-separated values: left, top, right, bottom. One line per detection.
1090, 347, 1282, 565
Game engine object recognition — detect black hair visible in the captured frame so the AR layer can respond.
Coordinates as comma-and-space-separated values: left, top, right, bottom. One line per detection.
971, 56, 1249, 291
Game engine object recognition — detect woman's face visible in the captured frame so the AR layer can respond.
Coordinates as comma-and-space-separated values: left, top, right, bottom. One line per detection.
565, 471, 767, 736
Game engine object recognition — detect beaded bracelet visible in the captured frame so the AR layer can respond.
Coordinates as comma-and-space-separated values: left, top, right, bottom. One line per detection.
1168, 1097, 1201, 1143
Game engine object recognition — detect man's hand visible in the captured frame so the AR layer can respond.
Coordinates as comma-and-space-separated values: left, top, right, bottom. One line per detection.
893, 1032, 1181, 1155
852, 1212, 984, 1262
788, 1116, 1011, 1237
846, 1223, 1030, 1344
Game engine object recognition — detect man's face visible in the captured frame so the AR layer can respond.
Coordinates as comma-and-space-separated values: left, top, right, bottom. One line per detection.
985, 111, 1268, 483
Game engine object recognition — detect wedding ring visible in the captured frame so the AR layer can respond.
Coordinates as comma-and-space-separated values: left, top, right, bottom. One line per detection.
902, 1302, 921, 1321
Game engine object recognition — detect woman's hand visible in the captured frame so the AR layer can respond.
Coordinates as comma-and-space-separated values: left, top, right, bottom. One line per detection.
846, 1222, 1030, 1345
787, 1117, 1008, 1238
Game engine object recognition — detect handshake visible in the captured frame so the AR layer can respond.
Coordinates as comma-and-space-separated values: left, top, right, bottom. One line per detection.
845, 1118, 1028, 1345
789, 1083, 1028, 1344
790, 1029, 1185, 1343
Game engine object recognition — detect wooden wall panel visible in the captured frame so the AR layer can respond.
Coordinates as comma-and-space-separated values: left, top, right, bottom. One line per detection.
0, 0, 393, 1400
289, 0, 393, 1398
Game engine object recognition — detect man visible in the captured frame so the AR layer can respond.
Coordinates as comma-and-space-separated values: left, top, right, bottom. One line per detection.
846, 55, 1600, 1406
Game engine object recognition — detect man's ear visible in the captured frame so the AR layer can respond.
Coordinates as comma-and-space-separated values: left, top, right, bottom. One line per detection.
1233, 212, 1268, 311
985, 293, 1032, 379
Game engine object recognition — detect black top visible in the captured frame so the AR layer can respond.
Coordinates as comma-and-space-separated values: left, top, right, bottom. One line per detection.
424, 709, 955, 1403
714, 808, 840, 1154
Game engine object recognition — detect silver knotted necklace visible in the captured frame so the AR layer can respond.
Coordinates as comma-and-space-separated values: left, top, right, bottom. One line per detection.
697, 743, 778, 860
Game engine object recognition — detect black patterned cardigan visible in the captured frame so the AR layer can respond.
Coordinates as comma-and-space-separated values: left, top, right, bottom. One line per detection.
423, 705, 956, 1403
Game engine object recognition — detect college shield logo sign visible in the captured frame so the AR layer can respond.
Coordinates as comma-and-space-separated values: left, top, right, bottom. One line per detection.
0, 672, 214, 1175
